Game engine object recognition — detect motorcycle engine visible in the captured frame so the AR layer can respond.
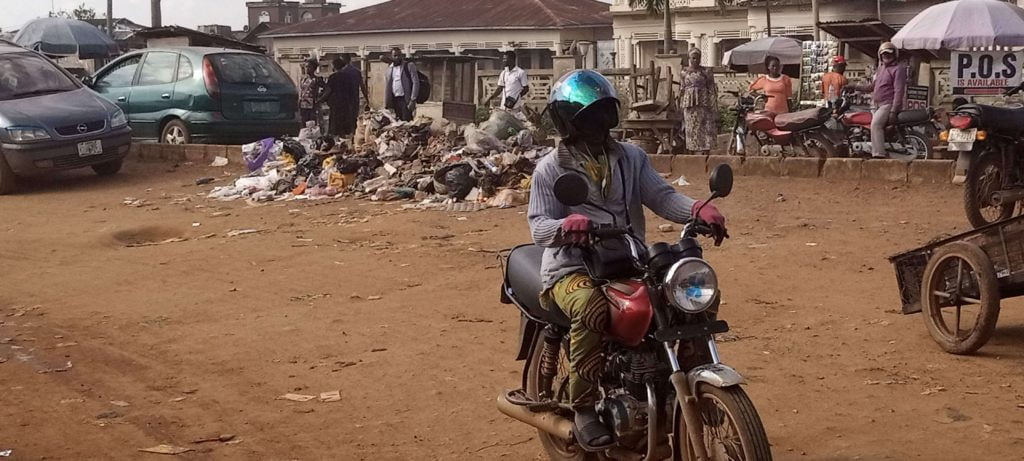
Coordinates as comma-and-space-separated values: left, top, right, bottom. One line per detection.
599, 349, 671, 441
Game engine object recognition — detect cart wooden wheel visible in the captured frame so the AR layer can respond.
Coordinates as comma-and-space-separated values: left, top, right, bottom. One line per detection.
921, 242, 1001, 355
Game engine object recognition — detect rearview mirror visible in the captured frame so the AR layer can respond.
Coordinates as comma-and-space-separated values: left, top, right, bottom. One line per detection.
553, 173, 589, 207
709, 164, 733, 198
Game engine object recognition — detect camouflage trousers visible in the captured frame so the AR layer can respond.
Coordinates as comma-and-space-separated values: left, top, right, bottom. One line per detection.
549, 273, 610, 408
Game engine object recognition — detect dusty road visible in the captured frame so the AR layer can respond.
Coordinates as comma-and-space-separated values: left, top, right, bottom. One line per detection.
3, 160, 1024, 460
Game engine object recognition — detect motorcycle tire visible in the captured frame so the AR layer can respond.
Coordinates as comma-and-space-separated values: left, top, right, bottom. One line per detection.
676, 384, 773, 461
525, 332, 596, 461
964, 150, 1015, 228
801, 131, 839, 158
920, 242, 1000, 355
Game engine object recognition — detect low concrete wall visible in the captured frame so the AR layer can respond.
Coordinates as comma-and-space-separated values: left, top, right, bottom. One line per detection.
651, 154, 955, 185
131, 144, 244, 164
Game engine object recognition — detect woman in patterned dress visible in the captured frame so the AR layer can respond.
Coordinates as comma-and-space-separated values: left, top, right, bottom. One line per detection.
680, 48, 719, 154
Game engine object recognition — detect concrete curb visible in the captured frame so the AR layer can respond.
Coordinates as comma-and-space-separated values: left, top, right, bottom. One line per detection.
129, 144, 245, 164
649, 154, 954, 184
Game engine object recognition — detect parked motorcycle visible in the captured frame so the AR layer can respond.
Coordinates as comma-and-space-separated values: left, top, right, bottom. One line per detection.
724, 91, 836, 158
498, 164, 772, 461
831, 93, 937, 161
945, 83, 1024, 228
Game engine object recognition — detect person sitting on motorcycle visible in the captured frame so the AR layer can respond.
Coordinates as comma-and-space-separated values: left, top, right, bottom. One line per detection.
749, 55, 792, 114
852, 42, 907, 159
822, 55, 848, 108
527, 69, 727, 451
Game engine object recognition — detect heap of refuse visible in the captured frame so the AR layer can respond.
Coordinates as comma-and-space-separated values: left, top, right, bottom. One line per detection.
207, 109, 552, 209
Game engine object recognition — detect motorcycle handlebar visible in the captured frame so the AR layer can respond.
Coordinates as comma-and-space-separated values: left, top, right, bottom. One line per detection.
589, 223, 629, 238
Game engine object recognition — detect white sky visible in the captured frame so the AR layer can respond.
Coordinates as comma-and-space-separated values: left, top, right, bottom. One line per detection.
0, 0, 388, 32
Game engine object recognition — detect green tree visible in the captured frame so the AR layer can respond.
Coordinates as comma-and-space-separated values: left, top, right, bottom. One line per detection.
72, 3, 97, 20
628, 0, 675, 54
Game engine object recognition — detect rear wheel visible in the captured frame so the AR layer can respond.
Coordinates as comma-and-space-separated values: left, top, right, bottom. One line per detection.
676, 384, 772, 461
526, 331, 595, 461
0, 154, 16, 195
921, 242, 1000, 355
92, 159, 123, 176
161, 119, 190, 145
802, 131, 838, 158
964, 151, 1015, 228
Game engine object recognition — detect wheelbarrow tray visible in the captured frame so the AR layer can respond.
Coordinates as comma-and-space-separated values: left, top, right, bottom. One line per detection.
889, 214, 1024, 314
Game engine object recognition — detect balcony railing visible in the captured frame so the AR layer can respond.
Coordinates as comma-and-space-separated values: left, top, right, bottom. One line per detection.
610, 0, 744, 11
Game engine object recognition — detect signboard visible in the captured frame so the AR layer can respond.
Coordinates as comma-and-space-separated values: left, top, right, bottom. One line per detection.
906, 85, 929, 110
952, 51, 1023, 95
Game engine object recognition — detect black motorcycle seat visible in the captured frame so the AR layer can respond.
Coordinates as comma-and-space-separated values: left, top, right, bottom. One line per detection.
505, 244, 571, 328
896, 109, 931, 125
773, 107, 831, 131
974, 104, 1024, 133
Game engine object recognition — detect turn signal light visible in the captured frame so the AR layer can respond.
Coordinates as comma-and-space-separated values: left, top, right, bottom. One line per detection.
977, 130, 988, 141
939, 130, 949, 142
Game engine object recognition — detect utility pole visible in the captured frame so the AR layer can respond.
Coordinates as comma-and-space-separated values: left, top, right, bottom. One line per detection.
663, 0, 673, 54
151, 0, 162, 28
812, 0, 820, 40
765, 0, 772, 37
106, 0, 113, 38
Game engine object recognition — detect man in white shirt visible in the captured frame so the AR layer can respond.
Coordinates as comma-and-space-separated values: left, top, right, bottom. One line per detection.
486, 51, 530, 112
384, 47, 419, 121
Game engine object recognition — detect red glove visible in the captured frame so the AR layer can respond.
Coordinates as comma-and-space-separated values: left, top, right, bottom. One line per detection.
692, 201, 728, 245
562, 214, 591, 246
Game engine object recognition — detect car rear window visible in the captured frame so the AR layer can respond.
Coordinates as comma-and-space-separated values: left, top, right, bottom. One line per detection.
0, 52, 79, 101
209, 54, 291, 85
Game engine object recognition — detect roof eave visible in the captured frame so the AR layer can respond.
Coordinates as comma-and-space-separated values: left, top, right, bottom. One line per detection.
263, 23, 610, 39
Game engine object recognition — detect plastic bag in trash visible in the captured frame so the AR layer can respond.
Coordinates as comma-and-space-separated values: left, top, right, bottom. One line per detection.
480, 109, 525, 140
281, 139, 308, 161
513, 129, 534, 148
436, 163, 478, 201
243, 138, 280, 172
487, 189, 529, 209
464, 124, 501, 154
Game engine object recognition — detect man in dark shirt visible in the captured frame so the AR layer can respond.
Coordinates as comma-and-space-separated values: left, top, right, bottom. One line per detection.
319, 55, 367, 137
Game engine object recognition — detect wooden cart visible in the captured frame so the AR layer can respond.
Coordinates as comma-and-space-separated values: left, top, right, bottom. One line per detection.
890, 214, 1024, 354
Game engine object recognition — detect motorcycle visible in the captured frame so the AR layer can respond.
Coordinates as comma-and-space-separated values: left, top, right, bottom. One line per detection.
831, 92, 937, 161
724, 91, 837, 158
498, 164, 772, 461
945, 82, 1024, 228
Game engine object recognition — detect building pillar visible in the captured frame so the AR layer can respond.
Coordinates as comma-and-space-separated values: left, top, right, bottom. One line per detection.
626, 36, 635, 67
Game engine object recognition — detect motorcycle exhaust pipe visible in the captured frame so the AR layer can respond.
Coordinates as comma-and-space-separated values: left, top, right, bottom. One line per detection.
991, 189, 1024, 207
496, 393, 574, 440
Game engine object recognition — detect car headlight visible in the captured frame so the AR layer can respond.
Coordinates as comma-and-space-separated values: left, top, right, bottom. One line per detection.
664, 258, 719, 313
6, 127, 51, 142
110, 109, 128, 128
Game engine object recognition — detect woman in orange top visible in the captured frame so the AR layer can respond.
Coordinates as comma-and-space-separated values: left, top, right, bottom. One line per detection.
748, 56, 792, 114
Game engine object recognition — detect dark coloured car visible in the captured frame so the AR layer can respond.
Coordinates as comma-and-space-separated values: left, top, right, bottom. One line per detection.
0, 43, 132, 194
89, 47, 300, 145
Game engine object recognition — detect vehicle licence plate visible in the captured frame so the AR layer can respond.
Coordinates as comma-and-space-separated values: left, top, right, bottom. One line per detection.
77, 140, 103, 157
247, 101, 278, 113
947, 128, 977, 151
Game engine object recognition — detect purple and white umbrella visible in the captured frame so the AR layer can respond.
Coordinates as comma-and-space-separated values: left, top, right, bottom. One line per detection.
892, 0, 1024, 50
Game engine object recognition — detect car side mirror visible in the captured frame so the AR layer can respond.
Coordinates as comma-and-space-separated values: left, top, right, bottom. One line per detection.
82, 76, 94, 86
709, 164, 733, 198
553, 173, 589, 207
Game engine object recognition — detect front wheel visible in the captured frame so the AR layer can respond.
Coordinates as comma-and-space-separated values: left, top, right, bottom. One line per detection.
161, 119, 191, 145
676, 384, 772, 461
964, 150, 1015, 228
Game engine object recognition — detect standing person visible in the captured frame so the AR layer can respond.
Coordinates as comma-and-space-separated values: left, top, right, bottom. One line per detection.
384, 47, 419, 122
529, 70, 726, 450
299, 58, 323, 126
868, 42, 906, 159
748, 55, 792, 114
679, 48, 718, 154
333, 54, 370, 137
318, 58, 348, 137
822, 55, 848, 107
485, 50, 530, 111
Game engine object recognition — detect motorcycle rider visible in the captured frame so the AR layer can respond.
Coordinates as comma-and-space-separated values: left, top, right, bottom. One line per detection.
527, 70, 727, 451
853, 42, 907, 159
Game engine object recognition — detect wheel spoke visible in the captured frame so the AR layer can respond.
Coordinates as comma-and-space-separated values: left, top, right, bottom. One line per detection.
961, 297, 983, 305
955, 305, 962, 338
933, 290, 953, 299
955, 259, 964, 297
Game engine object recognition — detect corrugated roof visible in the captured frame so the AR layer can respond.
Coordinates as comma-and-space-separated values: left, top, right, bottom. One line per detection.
263, 0, 611, 37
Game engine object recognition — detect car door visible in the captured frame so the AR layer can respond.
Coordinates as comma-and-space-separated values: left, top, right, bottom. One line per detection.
128, 51, 179, 139
91, 54, 142, 115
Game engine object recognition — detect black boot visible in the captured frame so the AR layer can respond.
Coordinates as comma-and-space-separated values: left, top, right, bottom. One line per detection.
572, 406, 614, 452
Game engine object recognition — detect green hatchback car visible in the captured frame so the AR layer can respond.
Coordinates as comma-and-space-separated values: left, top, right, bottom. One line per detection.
89, 47, 300, 145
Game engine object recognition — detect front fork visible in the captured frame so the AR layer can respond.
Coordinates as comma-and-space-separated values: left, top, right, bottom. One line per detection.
664, 337, 720, 461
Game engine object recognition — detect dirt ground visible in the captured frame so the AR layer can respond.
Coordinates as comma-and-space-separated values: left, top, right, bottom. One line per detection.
3, 159, 1024, 461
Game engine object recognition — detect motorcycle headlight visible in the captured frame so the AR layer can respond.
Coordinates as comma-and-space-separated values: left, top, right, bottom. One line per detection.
110, 109, 128, 128
664, 258, 719, 313
6, 127, 50, 142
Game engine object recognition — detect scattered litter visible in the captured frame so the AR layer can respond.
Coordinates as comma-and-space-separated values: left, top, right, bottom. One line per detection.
0, 450, 11, 457
367, 295, 383, 301
371, 348, 388, 353
226, 229, 260, 237
126, 237, 187, 248
60, 398, 84, 404
290, 293, 331, 302
195, 177, 216, 186
95, 410, 121, 419
658, 224, 676, 233
139, 445, 192, 455
191, 434, 236, 444
56, 342, 78, 348
38, 361, 72, 374
922, 386, 947, 396
805, 243, 818, 247
319, 391, 341, 403
675, 176, 690, 186
169, 397, 187, 403
191, 222, 201, 228
776, 194, 786, 203
110, 400, 131, 407
0, 357, 7, 364
278, 393, 316, 402
210, 156, 229, 167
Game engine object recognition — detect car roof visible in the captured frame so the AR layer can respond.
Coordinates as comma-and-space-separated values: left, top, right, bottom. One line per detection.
0, 41, 34, 55
127, 47, 264, 57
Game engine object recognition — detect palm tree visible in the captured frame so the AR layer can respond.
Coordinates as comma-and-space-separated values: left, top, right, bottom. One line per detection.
628, 0, 675, 54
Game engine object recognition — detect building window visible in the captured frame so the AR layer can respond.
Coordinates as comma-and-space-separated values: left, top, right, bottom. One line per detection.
302, 11, 314, 22
285, 12, 293, 23
258, 11, 270, 23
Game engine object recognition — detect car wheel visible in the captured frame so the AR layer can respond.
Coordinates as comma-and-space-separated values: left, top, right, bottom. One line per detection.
0, 154, 16, 195
92, 159, 123, 176
161, 120, 191, 145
